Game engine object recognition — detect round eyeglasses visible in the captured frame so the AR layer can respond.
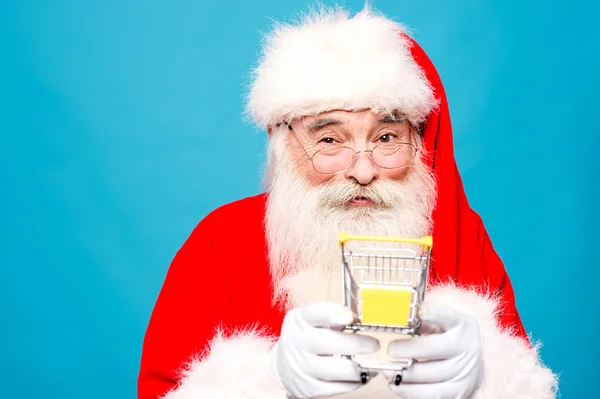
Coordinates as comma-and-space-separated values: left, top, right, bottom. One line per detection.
287, 123, 418, 175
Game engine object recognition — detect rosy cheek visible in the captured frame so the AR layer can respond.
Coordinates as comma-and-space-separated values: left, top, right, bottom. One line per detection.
288, 147, 332, 185
379, 167, 409, 180
304, 167, 334, 185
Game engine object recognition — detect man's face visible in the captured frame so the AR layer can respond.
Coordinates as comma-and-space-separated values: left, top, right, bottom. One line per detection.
285, 110, 415, 200
264, 108, 436, 309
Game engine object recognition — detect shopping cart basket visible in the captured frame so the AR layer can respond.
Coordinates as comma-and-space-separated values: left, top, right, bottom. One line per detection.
338, 232, 433, 382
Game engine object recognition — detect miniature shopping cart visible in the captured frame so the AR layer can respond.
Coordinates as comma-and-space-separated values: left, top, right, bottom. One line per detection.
338, 232, 433, 383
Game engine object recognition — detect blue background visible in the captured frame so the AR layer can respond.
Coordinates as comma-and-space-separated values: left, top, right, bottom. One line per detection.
1, 0, 597, 398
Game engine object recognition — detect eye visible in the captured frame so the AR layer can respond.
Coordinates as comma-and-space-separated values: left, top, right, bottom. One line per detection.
318, 137, 337, 145
377, 133, 398, 143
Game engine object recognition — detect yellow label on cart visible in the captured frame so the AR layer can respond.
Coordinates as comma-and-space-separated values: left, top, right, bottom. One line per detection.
360, 287, 413, 326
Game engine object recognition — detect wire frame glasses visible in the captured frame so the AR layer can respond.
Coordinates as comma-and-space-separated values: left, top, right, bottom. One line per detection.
287, 124, 418, 175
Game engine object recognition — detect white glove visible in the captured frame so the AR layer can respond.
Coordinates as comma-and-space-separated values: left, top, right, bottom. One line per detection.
386, 303, 484, 399
271, 301, 380, 399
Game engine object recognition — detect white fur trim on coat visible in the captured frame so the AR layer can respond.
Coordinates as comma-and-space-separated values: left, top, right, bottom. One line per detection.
162, 285, 558, 399
161, 328, 286, 399
245, 6, 438, 127
425, 284, 559, 399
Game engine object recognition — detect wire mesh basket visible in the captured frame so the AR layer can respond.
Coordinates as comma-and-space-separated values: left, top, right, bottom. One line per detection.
338, 232, 433, 377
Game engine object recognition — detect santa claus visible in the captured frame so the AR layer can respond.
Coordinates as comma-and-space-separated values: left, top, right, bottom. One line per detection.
138, 6, 558, 399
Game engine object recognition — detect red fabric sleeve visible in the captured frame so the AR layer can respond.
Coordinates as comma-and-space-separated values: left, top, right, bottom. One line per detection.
137, 195, 284, 399
137, 219, 233, 399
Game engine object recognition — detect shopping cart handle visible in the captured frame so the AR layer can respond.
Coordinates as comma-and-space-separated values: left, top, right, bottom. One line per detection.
338, 232, 433, 248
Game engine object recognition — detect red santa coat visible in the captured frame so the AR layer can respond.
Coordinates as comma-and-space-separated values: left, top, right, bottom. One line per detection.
138, 34, 557, 399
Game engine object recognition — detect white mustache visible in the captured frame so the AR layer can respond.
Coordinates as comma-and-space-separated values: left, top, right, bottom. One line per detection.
316, 179, 406, 209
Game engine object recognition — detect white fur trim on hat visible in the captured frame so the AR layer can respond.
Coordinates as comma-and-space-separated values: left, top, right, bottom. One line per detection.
246, 6, 438, 127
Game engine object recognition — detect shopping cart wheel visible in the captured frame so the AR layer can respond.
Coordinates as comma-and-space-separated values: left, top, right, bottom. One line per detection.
360, 371, 370, 384
394, 374, 402, 386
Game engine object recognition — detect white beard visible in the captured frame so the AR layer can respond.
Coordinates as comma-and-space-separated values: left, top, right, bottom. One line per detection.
264, 127, 437, 311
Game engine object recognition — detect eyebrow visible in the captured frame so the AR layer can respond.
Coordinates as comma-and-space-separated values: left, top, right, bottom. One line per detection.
307, 118, 343, 131
377, 113, 408, 124
304, 113, 408, 133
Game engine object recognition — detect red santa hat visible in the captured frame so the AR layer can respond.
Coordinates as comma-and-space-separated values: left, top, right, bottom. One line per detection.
246, 6, 438, 126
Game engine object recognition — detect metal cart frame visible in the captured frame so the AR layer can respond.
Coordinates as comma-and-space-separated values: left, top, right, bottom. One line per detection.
338, 232, 433, 380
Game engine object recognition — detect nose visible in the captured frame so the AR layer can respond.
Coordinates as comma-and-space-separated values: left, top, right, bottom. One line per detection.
344, 151, 379, 185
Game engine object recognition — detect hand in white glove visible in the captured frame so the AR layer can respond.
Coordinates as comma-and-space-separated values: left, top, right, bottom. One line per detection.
271, 301, 380, 399
386, 303, 484, 399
